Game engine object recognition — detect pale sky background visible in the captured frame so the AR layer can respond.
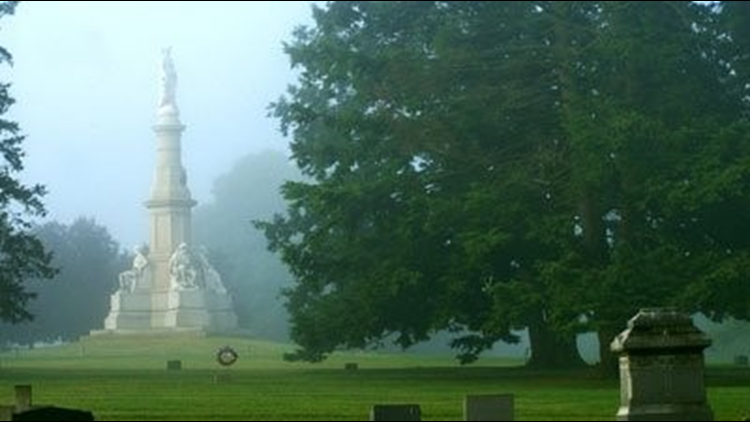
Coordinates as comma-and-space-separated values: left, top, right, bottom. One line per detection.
2, 1, 316, 248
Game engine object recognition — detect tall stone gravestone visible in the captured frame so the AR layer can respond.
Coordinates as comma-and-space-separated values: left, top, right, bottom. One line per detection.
611, 308, 713, 421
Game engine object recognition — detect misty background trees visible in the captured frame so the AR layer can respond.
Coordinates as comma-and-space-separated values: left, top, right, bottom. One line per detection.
193, 150, 301, 341
0, 148, 301, 346
0, 218, 126, 345
0, 1, 55, 325
259, 1, 750, 371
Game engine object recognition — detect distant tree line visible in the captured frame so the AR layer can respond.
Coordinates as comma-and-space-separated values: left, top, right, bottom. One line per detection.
0, 217, 126, 346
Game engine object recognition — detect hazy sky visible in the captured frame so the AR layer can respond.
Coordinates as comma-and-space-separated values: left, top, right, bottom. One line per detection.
2, 1, 316, 248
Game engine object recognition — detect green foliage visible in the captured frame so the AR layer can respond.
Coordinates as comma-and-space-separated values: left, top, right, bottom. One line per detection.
261, 0, 750, 368
0, 217, 126, 344
0, 1, 56, 324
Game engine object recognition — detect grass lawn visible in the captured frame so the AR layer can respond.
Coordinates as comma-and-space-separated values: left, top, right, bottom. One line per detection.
0, 334, 746, 420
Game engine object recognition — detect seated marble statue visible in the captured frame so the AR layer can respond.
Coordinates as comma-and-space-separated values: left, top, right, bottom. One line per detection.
169, 242, 198, 289
118, 271, 136, 292
118, 245, 150, 292
195, 245, 228, 294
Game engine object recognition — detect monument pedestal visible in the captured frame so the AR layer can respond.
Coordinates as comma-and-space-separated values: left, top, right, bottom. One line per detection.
160, 289, 237, 331
102, 289, 237, 333
103, 291, 154, 330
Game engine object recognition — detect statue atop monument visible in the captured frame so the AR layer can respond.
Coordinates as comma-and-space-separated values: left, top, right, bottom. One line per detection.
158, 47, 177, 110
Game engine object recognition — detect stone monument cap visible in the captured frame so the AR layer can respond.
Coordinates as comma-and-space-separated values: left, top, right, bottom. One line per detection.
611, 307, 711, 353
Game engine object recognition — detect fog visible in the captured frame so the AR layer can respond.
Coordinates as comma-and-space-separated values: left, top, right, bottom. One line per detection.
2, 1, 316, 248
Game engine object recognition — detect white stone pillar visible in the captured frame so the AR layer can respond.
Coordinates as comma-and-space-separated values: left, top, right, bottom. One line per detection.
146, 107, 195, 293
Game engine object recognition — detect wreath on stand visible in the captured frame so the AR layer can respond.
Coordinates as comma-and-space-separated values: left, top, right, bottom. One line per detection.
216, 346, 238, 367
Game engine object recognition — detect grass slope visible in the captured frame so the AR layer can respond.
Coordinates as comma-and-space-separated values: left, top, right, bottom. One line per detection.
0, 335, 746, 421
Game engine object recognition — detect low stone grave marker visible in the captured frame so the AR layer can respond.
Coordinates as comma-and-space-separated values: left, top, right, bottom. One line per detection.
464, 394, 514, 421
734, 355, 748, 366
166, 359, 182, 371
0, 405, 13, 421
370, 404, 421, 421
12, 406, 94, 421
14, 386, 31, 413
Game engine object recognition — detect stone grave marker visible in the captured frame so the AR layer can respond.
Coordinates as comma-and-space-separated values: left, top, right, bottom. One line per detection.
464, 394, 514, 421
166, 360, 182, 371
12, 406, 94, 421
611, 308, 713, 421
13, 386, 31, 413
0, 406, 13, 421
370, 404, 421, 421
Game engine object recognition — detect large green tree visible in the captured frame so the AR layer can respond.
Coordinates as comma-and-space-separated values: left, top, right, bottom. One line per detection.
261, 1, 750, 369
526, 0, 748, 373
669, 0, 750, 324
262, 1, 582, 366
0, 1, 55, 324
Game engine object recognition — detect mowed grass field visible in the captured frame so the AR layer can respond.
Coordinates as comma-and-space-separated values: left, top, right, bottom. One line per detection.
0, 334, 747, 420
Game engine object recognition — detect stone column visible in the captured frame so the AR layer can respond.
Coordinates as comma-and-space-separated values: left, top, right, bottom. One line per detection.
610, 308, 713, 421
145, 107, 196, 293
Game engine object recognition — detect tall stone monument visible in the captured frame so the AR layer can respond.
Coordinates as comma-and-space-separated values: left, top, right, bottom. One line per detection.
102, 48, 237, 333
611, 308, 713, 421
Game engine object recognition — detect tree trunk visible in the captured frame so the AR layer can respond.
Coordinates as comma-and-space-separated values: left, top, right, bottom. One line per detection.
526, 311, 586, 369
